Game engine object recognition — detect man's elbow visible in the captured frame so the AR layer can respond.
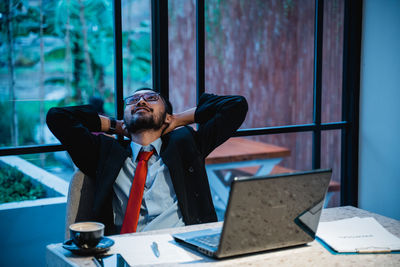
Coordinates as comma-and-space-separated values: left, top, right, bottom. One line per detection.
238, 96, 248, 111
46, 107, 61, 130
236, 96, 248, 121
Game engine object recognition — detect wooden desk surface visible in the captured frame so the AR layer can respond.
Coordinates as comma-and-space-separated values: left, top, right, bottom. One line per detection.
46, 206, 400, 267
205, 137, 290, 164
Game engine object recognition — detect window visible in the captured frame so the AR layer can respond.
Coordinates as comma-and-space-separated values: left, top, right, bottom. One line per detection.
0, 0, 362, 207
0, 0, 151, 179
1, 0, 116, 149
122, 0, 152, 96
167, 0, 351, 208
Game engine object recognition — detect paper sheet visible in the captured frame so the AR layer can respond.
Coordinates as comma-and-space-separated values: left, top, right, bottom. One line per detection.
109, 234, 202, 266
316, 217, 400, 253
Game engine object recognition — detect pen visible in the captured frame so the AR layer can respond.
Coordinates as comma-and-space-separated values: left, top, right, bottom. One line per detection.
92, 258, 102, 267
356, 247, 392, 253
151, 241, 160, 257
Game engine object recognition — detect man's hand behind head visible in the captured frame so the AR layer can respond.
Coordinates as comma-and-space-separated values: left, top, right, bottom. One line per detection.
161, 107, 196, 136
117, 120, 130, 138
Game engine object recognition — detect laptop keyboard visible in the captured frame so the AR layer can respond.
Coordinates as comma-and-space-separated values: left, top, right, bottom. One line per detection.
192, 233, 221, 249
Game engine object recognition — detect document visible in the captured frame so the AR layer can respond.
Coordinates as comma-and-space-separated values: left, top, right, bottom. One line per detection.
109, 234, 202, 266
316, 217, 400, 253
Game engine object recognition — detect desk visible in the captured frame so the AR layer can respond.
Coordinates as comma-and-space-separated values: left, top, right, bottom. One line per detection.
205, 137, 290, 220
46, 206, 400, 266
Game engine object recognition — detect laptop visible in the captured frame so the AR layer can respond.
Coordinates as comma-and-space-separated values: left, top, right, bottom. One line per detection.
173, 169, 332, 258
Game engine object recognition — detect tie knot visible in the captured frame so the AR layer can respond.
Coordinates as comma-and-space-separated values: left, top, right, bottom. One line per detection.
137, 150, 154, 162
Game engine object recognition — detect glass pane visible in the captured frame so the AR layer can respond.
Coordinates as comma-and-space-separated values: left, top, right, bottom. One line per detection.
0, 152, 73, 204
207, 132, 312, 220
168, 0, 196, 113
321, 130, 341, 207
205, 0, 315, 128
322, 0, 344, 123
250, 132, 313, 173
122, 0, 152, 97
18, 152, 76, 182
0, 0, 115, 147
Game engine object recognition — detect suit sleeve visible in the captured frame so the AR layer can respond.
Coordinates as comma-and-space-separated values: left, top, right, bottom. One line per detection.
194, 93, 248, 157
46, 105, 102, 177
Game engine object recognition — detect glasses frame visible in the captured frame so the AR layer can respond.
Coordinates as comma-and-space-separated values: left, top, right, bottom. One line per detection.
124, 92, 161, 106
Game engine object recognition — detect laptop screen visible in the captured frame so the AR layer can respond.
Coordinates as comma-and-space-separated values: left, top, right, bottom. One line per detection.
217, 169, 332, 257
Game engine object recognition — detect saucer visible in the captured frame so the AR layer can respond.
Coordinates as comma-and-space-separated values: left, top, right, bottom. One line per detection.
62, 237, 114, 256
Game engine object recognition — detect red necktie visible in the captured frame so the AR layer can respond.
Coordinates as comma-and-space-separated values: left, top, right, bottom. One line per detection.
120, 150, 154, 234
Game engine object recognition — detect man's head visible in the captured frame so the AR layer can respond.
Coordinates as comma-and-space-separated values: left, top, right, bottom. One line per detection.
123, 88, 173, 134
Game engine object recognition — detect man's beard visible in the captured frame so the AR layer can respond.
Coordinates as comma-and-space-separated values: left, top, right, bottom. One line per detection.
124, 111, 166, 133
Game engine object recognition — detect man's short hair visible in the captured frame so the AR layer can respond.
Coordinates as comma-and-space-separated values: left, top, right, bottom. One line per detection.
134, 87, 173, 115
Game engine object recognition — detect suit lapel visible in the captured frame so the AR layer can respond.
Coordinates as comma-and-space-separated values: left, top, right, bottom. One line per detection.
160, 133, 189, 220
93, 136, 131, 214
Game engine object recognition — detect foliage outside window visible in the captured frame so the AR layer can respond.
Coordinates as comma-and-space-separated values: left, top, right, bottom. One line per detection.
0, 0, 152, 203
0, 164, 46, 203
0, 0, 151, 149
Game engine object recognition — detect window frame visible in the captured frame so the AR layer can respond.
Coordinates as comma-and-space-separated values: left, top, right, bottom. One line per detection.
0, 0, 362, 207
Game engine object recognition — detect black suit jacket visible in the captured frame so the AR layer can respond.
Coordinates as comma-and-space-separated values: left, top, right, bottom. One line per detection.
47, 93, 248, 235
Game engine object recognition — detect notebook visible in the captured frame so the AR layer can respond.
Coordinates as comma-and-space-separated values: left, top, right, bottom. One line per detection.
173, 169, 332, 258
316, 216, 400, 253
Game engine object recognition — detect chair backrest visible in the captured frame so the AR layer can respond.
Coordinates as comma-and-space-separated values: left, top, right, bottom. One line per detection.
65, 171, 96, 239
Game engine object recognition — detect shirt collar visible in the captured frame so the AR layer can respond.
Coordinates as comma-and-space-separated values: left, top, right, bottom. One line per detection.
130, 138, 162, 161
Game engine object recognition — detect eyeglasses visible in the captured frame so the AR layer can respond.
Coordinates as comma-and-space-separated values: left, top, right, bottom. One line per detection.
124, 92, 160, 105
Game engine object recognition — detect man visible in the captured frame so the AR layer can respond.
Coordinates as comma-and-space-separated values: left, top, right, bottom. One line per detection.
47, 89, 248, 235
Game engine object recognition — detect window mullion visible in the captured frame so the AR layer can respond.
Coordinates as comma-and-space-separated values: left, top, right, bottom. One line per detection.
196, 0, 205, 104
312, 0, 324, 169
113, 0, 124, 121
151, 0, 169, 99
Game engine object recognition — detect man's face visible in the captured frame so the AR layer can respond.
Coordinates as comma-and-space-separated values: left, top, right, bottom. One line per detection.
123, 90, 167, 133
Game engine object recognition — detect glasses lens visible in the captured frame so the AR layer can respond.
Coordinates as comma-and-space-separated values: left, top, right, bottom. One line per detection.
144, 93, 159, 102
125, 95, 137, 105
125, 93, 159, 105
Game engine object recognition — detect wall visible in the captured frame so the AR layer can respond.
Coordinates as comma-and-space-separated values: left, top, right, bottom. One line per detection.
358, 0, 400, 220
0, 156, 68, 266
0, 198, 67, 266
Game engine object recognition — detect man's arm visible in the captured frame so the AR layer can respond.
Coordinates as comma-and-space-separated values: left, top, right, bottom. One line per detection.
99, 115, 128, 137
160, 93, 247, 155
162, 107, 196, 135
46, 105, 117, 177
194, 93, 248, 157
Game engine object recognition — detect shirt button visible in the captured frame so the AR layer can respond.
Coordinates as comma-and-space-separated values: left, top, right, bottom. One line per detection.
188, 166, 194, 173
